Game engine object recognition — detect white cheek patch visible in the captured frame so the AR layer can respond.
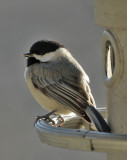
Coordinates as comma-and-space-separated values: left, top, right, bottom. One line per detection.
33, 52, 56, 62
33, 48, 70, 62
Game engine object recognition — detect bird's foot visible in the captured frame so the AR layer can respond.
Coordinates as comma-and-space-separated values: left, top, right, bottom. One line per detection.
34, 109, 65, 127
34, 109, 57, 126
54, 114, 64, 127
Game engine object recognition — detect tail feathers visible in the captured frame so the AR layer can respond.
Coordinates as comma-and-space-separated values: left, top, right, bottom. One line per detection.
85, 105, 111, 133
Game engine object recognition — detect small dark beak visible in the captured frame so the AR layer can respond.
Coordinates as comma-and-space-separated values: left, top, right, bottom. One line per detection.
22, 53, 32, 57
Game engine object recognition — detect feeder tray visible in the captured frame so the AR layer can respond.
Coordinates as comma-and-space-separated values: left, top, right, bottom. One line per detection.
35, 108, 127, 153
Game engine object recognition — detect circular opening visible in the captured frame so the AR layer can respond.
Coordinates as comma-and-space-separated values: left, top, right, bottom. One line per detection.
103, 30, 123, 88
105, 41, 115, 79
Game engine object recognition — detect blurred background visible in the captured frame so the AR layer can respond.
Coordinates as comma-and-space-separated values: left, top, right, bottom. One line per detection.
0, 0, 107, 160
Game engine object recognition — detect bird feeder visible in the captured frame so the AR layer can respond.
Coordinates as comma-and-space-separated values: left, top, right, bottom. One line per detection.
35, 1, 127, 159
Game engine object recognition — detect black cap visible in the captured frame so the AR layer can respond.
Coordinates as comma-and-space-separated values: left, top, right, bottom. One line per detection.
29, 40, 64, 55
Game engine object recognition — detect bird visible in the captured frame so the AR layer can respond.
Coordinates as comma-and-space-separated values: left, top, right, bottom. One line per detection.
23, 40, 111, 132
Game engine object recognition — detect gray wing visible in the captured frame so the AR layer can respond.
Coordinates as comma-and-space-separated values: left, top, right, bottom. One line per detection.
31, 71, 93, 122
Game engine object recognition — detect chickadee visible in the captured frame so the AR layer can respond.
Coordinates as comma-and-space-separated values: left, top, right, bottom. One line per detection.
23, 40, 111, 132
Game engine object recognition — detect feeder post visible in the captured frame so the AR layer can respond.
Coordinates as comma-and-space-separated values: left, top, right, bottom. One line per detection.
94, 0, 127, 159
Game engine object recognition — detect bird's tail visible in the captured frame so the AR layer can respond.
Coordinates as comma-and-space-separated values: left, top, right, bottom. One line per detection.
85, 105, 111, 132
